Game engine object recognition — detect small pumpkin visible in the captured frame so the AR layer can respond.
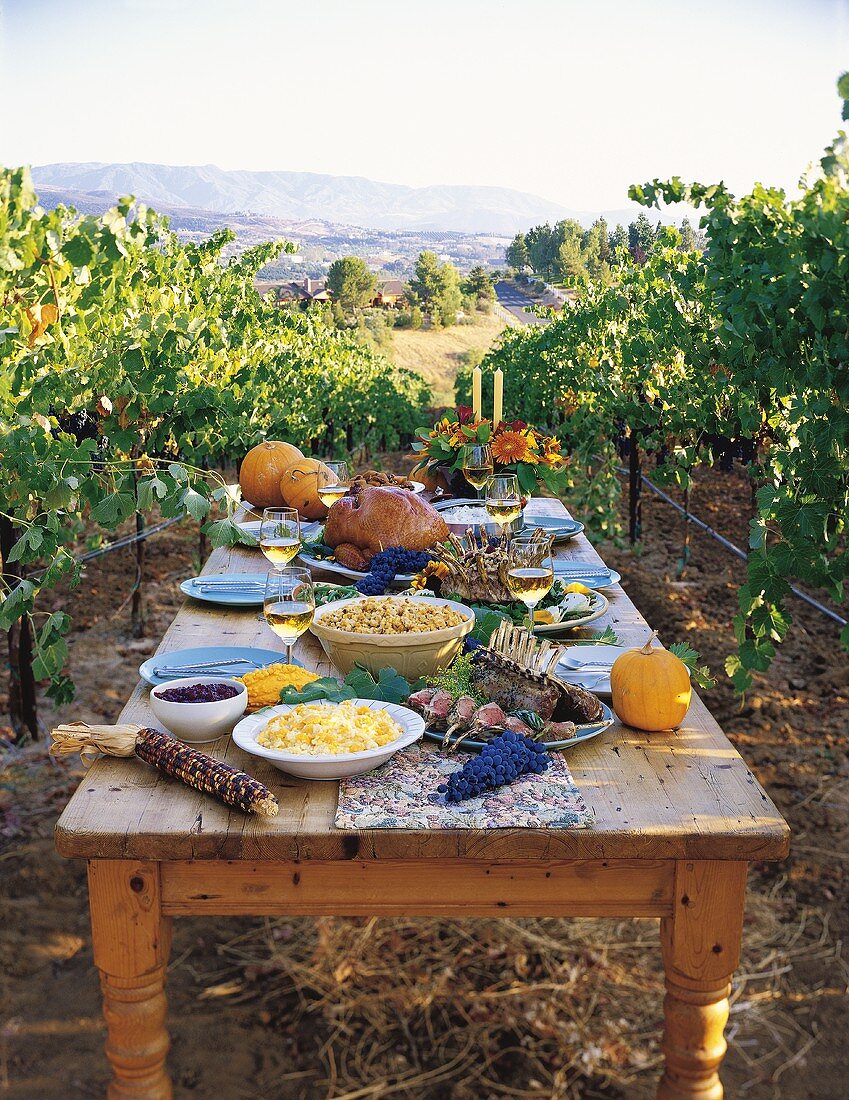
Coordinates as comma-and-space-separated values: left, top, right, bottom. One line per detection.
610, 632, 692, 732
416, 465, 440, 493
239, 441, 304, 508
280, 457, 336, 520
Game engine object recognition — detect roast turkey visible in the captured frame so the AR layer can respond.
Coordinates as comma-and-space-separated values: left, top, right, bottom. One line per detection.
324, 486, 449, 570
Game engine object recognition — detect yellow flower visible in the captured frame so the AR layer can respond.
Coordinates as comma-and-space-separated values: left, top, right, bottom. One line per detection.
491, 430, 534, 464
411, 561, 448, 591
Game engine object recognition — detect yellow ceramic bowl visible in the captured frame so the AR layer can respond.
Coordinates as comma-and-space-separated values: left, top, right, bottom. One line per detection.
309, 595, 475, 680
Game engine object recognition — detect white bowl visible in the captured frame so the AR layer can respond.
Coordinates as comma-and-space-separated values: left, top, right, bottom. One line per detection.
232, 699, 424, 780
149, 676, 248, 744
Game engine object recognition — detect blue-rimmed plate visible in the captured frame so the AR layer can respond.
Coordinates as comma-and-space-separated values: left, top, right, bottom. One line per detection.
524, 514, 585, 542
424, 701, 614, 753
139, 645, 295, 686
552, 565, 621, 591
297, 546, 417, 585
180, 572, 269, 607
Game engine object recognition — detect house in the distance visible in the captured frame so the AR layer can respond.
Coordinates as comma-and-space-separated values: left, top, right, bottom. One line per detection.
255, 277, 331, 307
371, 279, 406, 308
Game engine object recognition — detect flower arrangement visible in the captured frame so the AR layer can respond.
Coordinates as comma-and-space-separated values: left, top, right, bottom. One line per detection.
412, 406, 567, 493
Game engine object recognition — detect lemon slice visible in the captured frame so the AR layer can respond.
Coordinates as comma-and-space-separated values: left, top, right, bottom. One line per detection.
563, 582, 592, 595
534, 608, 558, 624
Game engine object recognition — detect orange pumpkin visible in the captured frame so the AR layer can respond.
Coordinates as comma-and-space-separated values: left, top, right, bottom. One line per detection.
416, 465, 440, 493
610, 632, 692, 732
239, 441, 304, 508
280, 458, 336, 520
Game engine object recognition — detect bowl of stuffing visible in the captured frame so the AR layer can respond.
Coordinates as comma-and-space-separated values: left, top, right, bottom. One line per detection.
231, 698, 424, 779
309, 595, 475, 680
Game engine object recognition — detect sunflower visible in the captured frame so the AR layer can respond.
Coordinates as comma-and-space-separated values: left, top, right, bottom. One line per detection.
410, 561, 449, 591
491, 430, 535, 464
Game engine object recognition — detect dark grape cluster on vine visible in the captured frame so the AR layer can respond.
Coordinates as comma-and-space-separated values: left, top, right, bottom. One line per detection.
355, 546, 433, 595
437, 731, 550, 802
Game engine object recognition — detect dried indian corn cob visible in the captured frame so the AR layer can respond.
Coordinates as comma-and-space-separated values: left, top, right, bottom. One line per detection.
51, 722, 278, 817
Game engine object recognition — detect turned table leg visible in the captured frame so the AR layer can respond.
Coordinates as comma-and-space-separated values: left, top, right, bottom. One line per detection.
88, 860, 173, 1099
657, 860, 747, 1100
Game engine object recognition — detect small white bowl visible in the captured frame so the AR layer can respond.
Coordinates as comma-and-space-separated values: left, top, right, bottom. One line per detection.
232, 699, 424, 780
149, 676, 248, 744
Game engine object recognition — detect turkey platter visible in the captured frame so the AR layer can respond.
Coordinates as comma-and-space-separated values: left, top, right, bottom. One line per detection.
324, 486, 449, 572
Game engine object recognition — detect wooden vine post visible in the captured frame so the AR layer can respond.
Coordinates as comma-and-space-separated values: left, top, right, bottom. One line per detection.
628, 427, 642, 544
0, 515, 38, 739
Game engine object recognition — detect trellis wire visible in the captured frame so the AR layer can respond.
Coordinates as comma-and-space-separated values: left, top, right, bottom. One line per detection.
620, 467, 847, 629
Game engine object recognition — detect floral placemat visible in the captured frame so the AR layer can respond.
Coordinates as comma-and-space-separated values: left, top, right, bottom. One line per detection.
335, 745, 592, 830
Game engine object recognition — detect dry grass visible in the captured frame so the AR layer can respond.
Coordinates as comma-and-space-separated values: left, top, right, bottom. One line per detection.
206, 881, 844, 1100
389, 311, 506, 406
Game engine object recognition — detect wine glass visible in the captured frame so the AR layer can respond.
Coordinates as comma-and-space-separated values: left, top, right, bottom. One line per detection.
317, 460, 350, 509
259, 508, 301, 569
485, 473, 522, 538
460, 443, 493, 500
263, 567, 315, 665
506, 534, 555, 629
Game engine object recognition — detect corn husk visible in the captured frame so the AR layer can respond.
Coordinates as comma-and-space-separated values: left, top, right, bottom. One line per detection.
50, 722, 143, 767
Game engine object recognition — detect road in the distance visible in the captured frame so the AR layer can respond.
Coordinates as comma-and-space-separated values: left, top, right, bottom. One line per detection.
494, 280, 549, 326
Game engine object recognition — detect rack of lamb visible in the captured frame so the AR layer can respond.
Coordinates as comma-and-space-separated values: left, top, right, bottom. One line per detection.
324, 486, 449, 571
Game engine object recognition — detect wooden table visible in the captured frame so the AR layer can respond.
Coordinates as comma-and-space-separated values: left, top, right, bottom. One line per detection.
55, 499, 789, 1099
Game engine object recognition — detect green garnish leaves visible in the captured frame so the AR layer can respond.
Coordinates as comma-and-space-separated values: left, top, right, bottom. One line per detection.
427, 652, 486, 704
278, 665, 420, 706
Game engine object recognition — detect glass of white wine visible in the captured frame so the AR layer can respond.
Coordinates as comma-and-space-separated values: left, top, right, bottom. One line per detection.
317, 460, 350, 509
259, 508, 301, 569
263, 567, 315, 665
506, 534, 555, 629
460, 443, 493, 500
485, 473, 523, 539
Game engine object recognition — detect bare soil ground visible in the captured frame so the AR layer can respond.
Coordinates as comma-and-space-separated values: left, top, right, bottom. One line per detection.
389, 311, 505, 406
1, 465, 847, 1099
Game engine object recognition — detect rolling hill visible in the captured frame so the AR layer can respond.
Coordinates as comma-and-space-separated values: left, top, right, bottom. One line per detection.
31, 161, 611, 234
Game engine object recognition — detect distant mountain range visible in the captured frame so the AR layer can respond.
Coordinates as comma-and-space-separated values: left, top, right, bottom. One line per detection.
30, 161, 648, 234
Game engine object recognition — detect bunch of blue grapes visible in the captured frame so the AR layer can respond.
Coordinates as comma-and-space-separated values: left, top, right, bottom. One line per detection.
438, 731, 550, 802
355, 546, 433, 596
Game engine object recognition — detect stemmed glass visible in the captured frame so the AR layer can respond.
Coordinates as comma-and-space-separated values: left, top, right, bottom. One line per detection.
317, 460, 350, 509
505, 534, 555, 629
263, 567, 315, 666
259, 508, 301, 569
460, 443, 493, 500
484, 473, 522, 538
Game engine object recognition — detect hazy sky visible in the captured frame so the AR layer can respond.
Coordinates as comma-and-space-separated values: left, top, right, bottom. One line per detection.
1, 0, 848, 209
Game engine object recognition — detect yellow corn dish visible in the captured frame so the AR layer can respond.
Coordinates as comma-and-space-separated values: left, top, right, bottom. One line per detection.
236, 663, 320, 712
257, 700, 402, 756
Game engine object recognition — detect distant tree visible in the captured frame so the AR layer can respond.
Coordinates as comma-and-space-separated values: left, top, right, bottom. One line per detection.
331, 299, 346, 328
679, 216, 697, 252
409, 251, 462, 325
436, 260, 462, 325
628, 212, 655, 258
506, 233, 529, 271
408, 251, 444, 313
558, 238, 585, 280
462, 265, 495, 303
581, 218, 610, 278
410, 305, 423, 329
609, 223, 629, 260
327, 256, 376, 314
524, 223, 551, 277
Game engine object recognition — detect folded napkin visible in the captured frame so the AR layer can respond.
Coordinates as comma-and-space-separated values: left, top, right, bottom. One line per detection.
335, 745, 593, 830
